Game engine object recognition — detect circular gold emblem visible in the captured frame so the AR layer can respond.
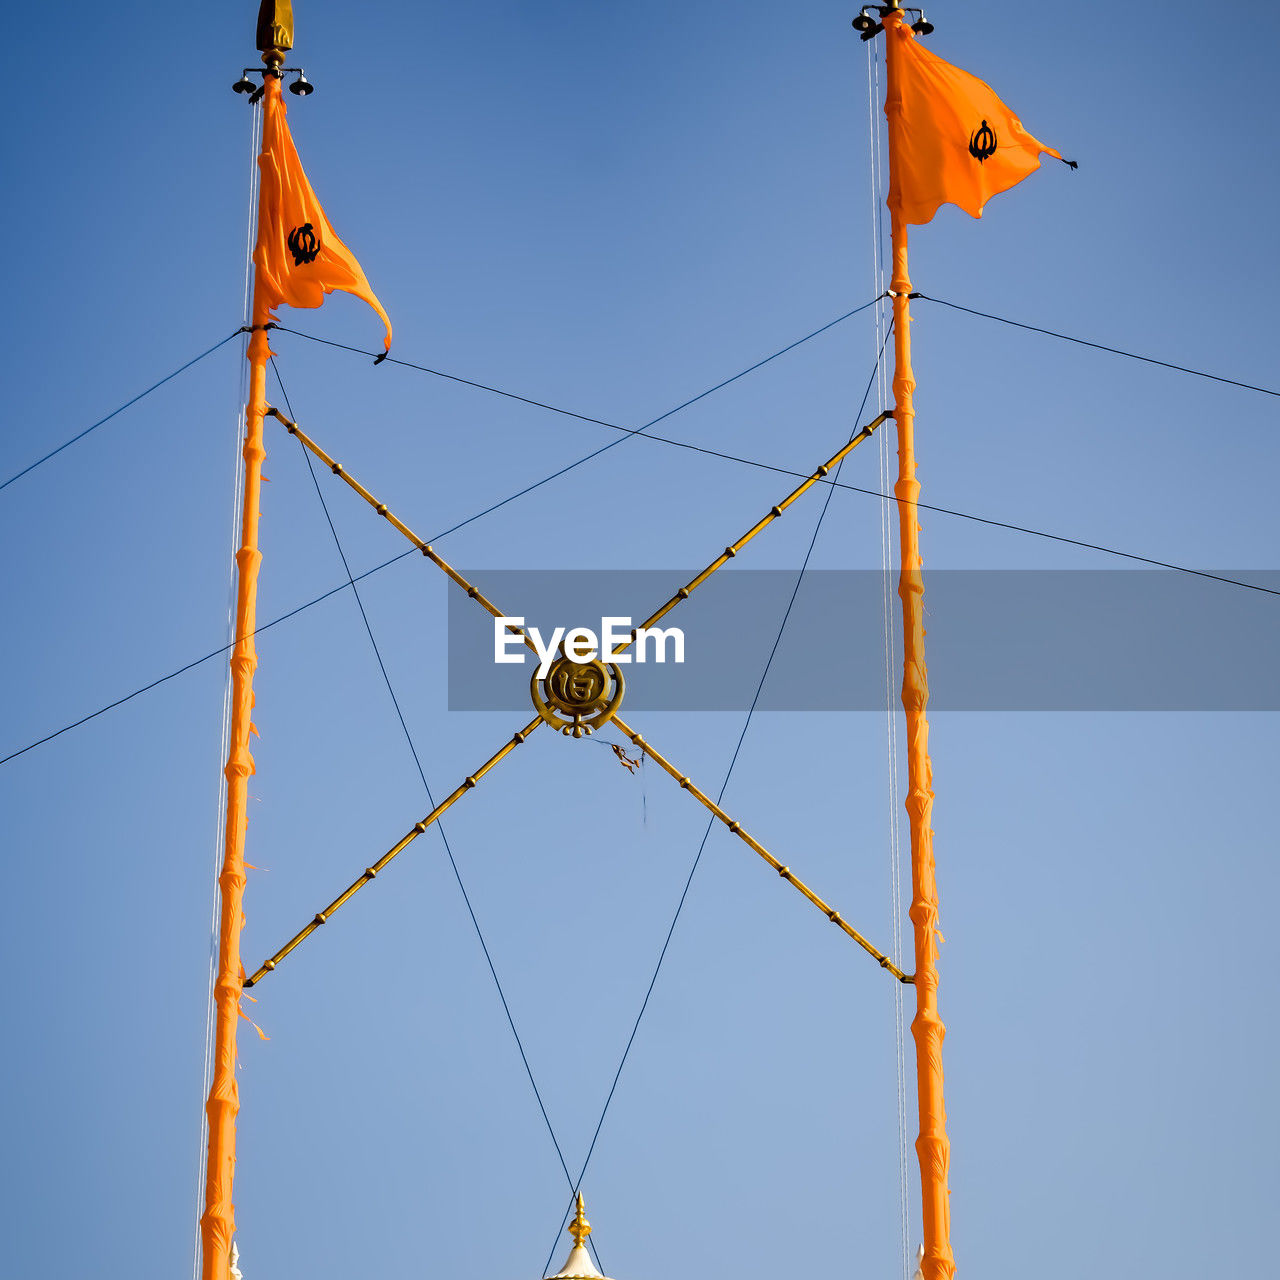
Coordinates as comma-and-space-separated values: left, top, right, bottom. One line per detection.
531, 655, 625, 737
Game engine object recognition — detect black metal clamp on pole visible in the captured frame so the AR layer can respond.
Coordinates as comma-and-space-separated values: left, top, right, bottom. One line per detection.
853, 2, 934, 40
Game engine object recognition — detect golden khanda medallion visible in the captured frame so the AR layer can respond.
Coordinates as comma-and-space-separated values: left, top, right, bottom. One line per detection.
531, 654, 625, 738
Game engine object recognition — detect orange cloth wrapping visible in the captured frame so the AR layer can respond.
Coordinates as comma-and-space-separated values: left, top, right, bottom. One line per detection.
881, 15, 962, 1280
201, 319, 270, 1280
254, 77, 392, 350
202, 66, 393, 1280
884, 11, 1062, 225
890, 239, 954, 1280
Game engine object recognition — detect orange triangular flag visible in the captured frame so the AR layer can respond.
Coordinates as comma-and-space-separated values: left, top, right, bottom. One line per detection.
884, 11, 1070, 225
254, 76, 392, 350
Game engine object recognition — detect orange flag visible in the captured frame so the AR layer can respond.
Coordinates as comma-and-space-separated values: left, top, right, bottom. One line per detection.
254, 77, 392, 350
884, 11, 1070, 225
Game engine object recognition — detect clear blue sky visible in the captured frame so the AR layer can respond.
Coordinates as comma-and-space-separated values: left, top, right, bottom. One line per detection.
1, 3, 1276, 1278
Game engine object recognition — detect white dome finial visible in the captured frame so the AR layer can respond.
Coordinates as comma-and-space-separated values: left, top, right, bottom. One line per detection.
545, 1192, 611, 1279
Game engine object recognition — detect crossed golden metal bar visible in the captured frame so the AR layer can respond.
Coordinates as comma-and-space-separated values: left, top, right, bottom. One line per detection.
242, 715, 542, 987
244, 407, 910, 989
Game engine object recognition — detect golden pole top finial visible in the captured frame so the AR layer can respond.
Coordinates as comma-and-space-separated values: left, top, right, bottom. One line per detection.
256, 0, 294, 68
568, 1193, 591, 1248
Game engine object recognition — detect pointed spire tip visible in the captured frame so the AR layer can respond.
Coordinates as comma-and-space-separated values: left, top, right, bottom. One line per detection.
569, 1192, 591, 1247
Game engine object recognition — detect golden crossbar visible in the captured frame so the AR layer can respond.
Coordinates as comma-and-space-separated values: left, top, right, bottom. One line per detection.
268, 408, 538, 658
612, 716, 911, 982
618, 411, 891, 650
244, 410, 910, 987
243, 716, 543, 987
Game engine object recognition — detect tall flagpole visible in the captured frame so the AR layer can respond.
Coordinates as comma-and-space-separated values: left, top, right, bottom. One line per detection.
880, 4, 955, 1278
200, 6, 293, 1277
200, 318, 267, 1280
890, 209, 954, 1280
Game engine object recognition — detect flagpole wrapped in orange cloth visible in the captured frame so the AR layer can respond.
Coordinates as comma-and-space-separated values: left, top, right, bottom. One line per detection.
882, 10, 950, 1280
199, 303, 268, 1280
888, 213, 955, 1280
880, 8, 1067, 1278
254, 76, 392, 349
884, 8, 1065, 224
200, 52, 391, 1280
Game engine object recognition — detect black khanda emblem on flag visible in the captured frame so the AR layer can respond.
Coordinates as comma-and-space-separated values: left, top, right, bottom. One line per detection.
968, 119, 998, 163
287, 222, 321, 266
